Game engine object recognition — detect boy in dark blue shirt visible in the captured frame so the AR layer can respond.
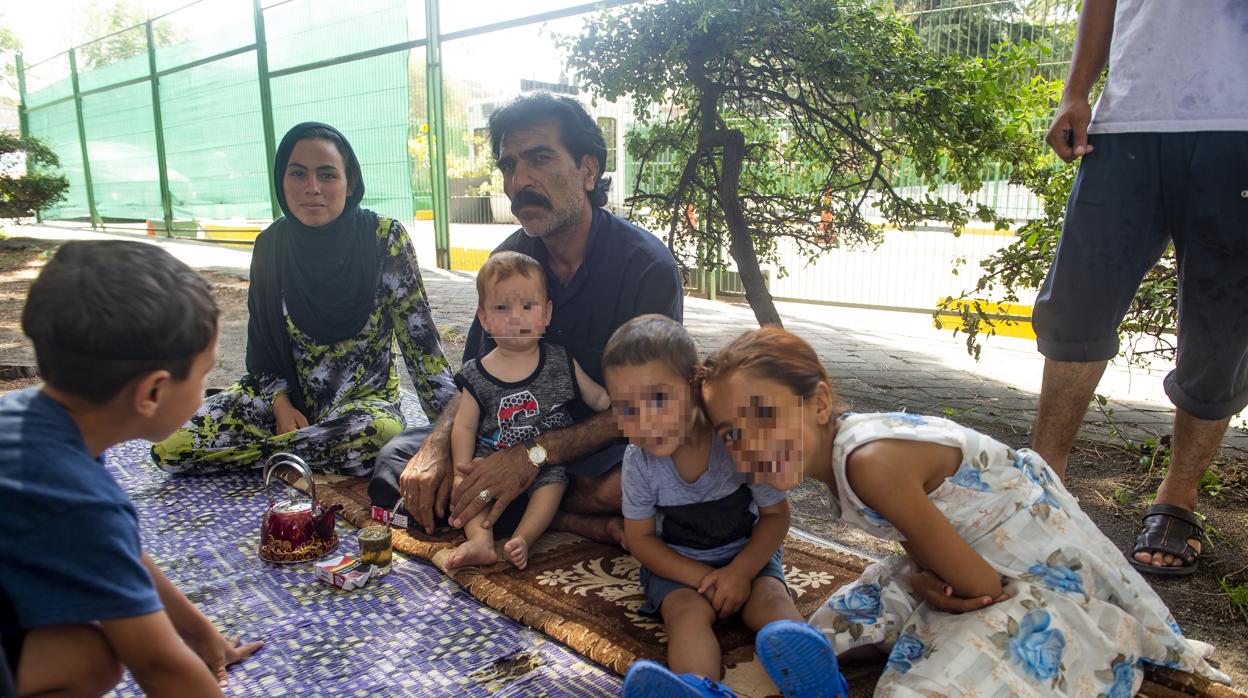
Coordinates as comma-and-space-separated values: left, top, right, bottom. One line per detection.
0, 241, 262, 697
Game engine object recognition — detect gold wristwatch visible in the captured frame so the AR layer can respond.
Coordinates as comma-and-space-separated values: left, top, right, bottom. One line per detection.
523, 438, 547, 470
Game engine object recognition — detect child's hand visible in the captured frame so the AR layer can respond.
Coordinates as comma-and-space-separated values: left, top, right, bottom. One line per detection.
908, 569, 1010, 614
191, 631, 264, 687
698, 566, 752, 618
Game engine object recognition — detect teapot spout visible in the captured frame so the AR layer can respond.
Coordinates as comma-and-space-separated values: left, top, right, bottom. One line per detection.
313, 503, 343, 538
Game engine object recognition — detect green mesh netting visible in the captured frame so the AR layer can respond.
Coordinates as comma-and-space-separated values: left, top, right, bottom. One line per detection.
80, 81, 161, 221
159, 51, 271, 221
264, 0, 409, 72
270, 53, 413, 221
26, 100, 89, 219
22, 0, 411, 226
155, 0, 255, 72
76, 27, 151, 93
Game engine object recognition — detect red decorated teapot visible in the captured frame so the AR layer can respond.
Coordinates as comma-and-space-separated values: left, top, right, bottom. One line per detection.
258, 453, 341, 564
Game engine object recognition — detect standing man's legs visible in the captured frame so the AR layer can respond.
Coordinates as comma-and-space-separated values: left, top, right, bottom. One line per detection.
1133, 132, 1248, 570
1032, 133, 1169, 479
1035, 132, 1248, 573
1032, 359, 1108, 479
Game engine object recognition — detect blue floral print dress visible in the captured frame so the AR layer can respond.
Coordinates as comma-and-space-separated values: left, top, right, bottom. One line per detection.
810, 412, 1229, 696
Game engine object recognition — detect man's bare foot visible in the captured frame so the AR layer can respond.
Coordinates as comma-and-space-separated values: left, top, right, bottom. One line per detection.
446, 538, 498, 570
1134, 538, 1201, 568
1130, 502, 1204, 575
503, 536, 530, 570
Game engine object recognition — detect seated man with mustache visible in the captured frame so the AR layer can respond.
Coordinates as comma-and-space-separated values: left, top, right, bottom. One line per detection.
371, 92, 683, 548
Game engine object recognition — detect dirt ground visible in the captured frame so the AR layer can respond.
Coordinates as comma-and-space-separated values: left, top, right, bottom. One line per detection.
1, 236, 1244, 688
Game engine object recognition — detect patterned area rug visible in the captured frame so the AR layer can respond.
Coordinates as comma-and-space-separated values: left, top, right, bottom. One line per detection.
314, 475, 884, 697
316, 473, 1246, 698
103, 440, 621, 697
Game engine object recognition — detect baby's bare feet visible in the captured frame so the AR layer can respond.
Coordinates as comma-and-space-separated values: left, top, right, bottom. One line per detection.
447, 538, 498, 570
504, 536, 530, 570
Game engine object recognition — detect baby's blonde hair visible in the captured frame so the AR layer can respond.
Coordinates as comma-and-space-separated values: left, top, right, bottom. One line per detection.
475, 251, 547, 308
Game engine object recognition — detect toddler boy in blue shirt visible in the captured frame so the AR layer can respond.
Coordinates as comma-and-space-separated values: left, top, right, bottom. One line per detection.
0, 240, 262, 696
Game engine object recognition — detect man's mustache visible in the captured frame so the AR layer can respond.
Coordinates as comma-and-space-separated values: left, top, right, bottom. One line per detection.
511, 190, 552, 214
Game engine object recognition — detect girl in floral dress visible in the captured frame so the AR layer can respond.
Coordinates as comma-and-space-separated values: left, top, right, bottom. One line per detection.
700, 327, 1230, 697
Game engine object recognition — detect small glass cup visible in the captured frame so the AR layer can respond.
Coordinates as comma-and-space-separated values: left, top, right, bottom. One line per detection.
357, 525, 393, 575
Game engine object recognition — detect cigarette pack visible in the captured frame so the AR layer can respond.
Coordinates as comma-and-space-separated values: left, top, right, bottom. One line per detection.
370, 505, 408, 529
314, 555, 373, 590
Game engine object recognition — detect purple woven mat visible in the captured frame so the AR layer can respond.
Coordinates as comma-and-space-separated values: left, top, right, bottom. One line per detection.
103, 440, 620, 697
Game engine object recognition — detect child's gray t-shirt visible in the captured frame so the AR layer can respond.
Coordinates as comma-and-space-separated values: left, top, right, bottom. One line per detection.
621, 437, 786, 562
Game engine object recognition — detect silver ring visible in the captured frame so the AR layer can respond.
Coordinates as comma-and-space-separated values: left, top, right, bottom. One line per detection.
477, 489, 492, 503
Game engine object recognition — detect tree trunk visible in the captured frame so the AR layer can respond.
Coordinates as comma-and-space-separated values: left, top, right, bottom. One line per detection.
705, 128, 783, 327
685, 39, 782, 327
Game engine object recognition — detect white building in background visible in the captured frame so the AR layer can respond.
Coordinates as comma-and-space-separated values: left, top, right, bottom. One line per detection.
0, 104, 19, 135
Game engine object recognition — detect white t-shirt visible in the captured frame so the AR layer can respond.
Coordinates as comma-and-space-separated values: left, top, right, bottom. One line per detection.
1090, 0, 1248, 134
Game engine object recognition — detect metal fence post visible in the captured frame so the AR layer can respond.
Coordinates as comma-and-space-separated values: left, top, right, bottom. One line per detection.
15, 54, 40, 223
146, 20, 174, 237
15, 54, 29, 140
68, 49, 101, 229
425, 0, 452, 270
253, 0, 280, 220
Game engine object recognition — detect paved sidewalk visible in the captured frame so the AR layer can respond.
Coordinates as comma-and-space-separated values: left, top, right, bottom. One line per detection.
11, 222, 1248, 454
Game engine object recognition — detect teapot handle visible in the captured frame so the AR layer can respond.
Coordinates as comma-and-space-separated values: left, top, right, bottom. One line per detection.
263, 452, 316, 506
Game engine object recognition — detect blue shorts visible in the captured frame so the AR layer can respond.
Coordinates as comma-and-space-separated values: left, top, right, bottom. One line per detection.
1033, 131, 1248, 420
640, 547, 788, 615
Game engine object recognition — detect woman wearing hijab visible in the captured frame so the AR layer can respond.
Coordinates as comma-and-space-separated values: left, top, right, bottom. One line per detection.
152, 122, 456, 476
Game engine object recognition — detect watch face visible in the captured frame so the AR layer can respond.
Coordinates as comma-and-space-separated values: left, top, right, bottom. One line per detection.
528, 445, 547, 464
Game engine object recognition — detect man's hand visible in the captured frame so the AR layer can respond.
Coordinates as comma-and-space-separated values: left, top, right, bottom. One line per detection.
189, 632, 264, 687
400, 446, 454, 534
1046, 97, 1094, 163
272, 394, 309, 435
449, 446, 537, 528
908, 569, 1010, 614
698, 565, 753, 619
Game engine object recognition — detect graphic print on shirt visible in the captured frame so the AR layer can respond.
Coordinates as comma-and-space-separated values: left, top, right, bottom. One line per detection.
493, 389, 573, 449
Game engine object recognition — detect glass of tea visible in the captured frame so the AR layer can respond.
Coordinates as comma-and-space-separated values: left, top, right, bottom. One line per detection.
357, 525, 392, 575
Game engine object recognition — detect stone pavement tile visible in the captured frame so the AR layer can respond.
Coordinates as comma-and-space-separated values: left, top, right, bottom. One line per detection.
916, 386, 997, 401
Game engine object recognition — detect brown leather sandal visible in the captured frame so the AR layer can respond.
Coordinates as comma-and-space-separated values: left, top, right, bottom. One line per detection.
1129, 503, 1203, 577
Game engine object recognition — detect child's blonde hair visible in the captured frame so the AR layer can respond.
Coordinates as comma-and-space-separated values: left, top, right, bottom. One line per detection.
476, 251, 547, 308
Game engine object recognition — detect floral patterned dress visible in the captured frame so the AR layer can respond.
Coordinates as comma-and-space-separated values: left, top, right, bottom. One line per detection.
151, 218, 456, 476
810, 412, 1229, 697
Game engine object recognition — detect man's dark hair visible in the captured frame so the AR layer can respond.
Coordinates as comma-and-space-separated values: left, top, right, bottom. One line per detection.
488, 92, 611, 208
22, 240, 220, 404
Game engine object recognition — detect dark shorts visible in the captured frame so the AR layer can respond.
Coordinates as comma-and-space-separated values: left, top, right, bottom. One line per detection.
1033, 131, 1248, 420
640, 547, 788, 615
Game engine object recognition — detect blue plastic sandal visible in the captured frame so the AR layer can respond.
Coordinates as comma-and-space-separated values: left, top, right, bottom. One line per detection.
621, 659, 737, 698
755, 620, 849, 698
